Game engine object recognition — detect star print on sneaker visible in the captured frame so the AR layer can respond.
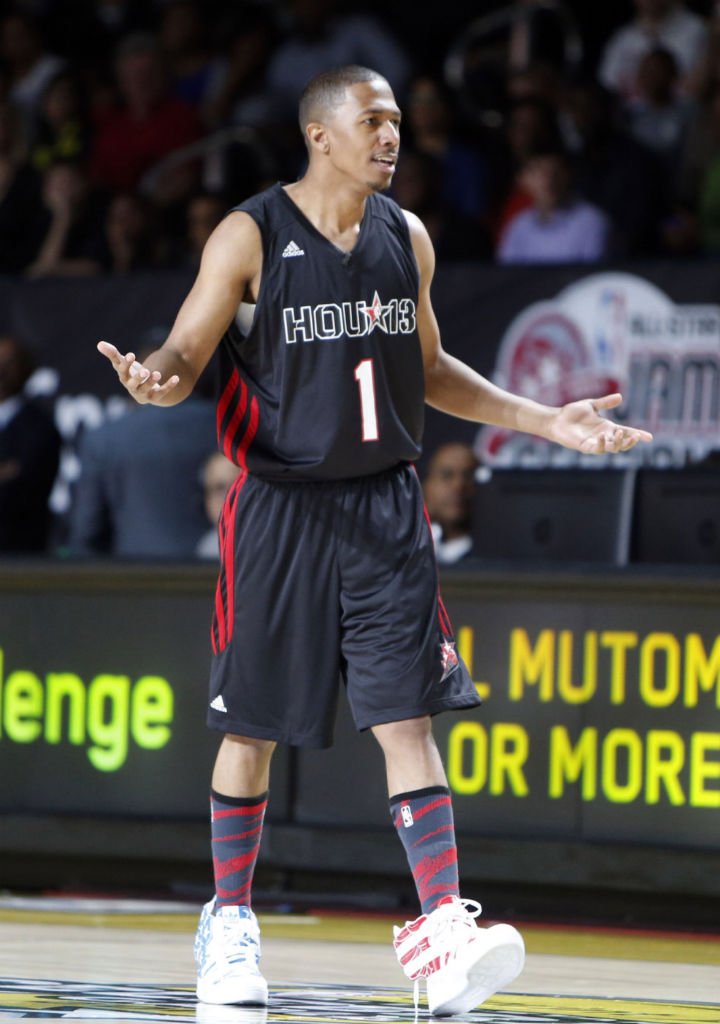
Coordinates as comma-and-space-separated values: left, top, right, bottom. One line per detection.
392, 896, 525, 1016
194, 897, 268, 1006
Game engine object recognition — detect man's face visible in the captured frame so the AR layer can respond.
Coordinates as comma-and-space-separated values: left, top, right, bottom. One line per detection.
520, 155, 571, 210
423, 445, 478, 533
320, 79, 401, 192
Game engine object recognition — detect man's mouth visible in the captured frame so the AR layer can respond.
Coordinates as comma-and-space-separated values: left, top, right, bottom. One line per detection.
372, 154, 397, 170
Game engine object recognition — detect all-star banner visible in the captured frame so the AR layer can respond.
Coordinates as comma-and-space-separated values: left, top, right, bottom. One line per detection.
475, 271, 720, 469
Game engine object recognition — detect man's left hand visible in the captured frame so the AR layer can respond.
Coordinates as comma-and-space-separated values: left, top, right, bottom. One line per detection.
548, 393, 653, 454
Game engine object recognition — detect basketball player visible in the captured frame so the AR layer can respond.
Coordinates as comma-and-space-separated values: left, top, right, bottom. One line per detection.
98, 66, 653, 1016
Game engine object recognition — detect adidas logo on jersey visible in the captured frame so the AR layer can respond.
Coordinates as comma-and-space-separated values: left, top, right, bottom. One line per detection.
281, 240, 305, 258
210, 694, 228, 713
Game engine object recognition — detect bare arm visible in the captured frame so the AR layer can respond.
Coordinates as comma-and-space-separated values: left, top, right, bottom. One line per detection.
97, 211, 262, 406
405, 211, 653, 454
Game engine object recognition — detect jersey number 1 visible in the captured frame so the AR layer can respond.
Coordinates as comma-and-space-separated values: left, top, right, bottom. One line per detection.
354, 358, 379, 442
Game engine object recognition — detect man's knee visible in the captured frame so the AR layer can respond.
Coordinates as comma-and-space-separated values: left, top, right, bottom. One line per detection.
372, 716, 434, 752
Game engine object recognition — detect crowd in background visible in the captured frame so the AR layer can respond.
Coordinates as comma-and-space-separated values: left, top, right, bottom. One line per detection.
1, 0, 720, 273
3, 0, 720, 560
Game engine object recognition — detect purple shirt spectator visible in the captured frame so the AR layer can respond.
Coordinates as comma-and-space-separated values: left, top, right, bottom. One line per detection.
497, 199, 610, 264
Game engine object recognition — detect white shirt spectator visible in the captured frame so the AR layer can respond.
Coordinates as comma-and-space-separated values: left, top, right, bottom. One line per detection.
599, 5, 707, 101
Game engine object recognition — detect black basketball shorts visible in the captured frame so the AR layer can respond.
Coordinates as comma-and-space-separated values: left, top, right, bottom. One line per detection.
206, 463, 480, 747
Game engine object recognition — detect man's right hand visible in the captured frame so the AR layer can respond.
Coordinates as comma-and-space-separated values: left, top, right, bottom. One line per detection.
97, 341, 180, 405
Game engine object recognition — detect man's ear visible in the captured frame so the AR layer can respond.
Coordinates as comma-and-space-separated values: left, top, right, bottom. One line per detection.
306, 121, 330, 154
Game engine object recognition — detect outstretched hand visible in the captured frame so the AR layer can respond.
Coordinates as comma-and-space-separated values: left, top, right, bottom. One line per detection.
97, 340, 180, 405
548, 393, 653, 454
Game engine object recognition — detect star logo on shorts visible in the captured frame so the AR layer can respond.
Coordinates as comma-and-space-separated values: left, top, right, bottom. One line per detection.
362, 290, 390, 334
439, 639, 459, 681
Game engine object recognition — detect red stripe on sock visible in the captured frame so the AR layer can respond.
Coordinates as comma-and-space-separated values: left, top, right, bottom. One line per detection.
411, 823, 455, 848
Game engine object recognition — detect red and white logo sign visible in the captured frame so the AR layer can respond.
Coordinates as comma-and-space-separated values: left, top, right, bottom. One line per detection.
476, 272, 720, 468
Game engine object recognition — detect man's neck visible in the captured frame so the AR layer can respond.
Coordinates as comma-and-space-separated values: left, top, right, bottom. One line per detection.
284, 175, 369, 249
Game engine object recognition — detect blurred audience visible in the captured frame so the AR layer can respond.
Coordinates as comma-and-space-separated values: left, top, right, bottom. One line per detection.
624, 47, 696, 190
168, 190, 226, 268
496, 147, 612, 264
560, 80, 668, 256
422, 443, 479, 566
598, 0, 707, 101
494, 95, 563, 241
406, 75, 489, 221
262, 0, 410, 120
0, 1, 714, 280
0, 334, 60, 554
30, 70, 92, 173
69, 385, 217, 559
392, 149, 491, 261
25, 159, 104, 278
158, 0, 217, 108
90, 31, 200, 193
0, 10, 65, 126
195, 451, 240, 560
0, 98, 40, 273
95, 190, 164, 272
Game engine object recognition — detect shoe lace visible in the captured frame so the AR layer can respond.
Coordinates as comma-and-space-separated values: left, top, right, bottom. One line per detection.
221, 915, 259, 965
429, 897, 482, 946
405, 899, 483, 1017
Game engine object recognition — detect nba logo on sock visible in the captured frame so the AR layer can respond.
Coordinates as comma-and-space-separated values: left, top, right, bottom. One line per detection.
401, 805, 414, 828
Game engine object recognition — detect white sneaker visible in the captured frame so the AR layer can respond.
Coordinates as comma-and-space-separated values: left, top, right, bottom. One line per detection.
393, 896, 525, 1016
194, 897, 269, 1006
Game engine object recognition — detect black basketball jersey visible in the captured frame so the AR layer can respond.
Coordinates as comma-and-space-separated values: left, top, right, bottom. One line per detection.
216, 183, 425, 480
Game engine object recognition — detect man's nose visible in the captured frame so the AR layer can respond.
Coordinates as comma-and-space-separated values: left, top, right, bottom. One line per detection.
378, 121, 399, 146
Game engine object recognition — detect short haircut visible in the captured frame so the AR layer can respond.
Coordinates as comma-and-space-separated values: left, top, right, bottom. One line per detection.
298, 65, 388, 140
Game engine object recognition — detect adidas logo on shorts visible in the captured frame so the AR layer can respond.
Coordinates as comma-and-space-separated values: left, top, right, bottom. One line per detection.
281, 240, 305, 258
210, 694, 228, 713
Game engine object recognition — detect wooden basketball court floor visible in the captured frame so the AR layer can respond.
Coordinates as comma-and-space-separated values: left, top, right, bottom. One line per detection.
0, 896, 718, 1022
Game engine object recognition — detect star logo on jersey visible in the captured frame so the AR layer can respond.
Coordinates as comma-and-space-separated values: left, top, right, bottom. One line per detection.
361, 290, 391, 334
439, 640, 459, 682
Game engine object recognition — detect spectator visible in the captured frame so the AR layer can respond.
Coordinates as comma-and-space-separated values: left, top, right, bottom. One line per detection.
30, 70, 92, 173
168, 190, 226, 268
95, 190, 164, 273
69, 386, 217, 559
496, 147, 611, 264
598, 0, 707, 102
624, 47, 696, 190
0, 11, 65, 127
157, 0, 217, 108
422, 443, 479, 566
0, 334, 61, 554
195, 452, 240, 560
679, 79, 720, 204
200, 6, 276, 131
392, 149, 491, 261
90, 31, 200, 193
262, 0, 411, 119
561, 80, 668, 256
406, 75, 488, 220
494, 95, 563, 240
25, 159, 104, 278
0, 98, 41, 273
